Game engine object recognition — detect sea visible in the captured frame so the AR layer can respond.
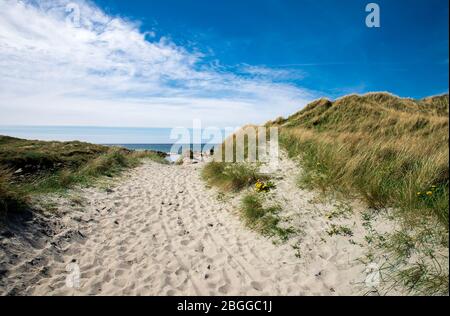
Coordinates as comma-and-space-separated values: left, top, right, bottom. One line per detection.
0, 126, 225, 152
0, 126, 222, 162
106, 143, 217, 154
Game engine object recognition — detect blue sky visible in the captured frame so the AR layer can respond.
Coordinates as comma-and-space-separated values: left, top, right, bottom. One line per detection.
95, 0, 449, 98
0, 0, 448, 129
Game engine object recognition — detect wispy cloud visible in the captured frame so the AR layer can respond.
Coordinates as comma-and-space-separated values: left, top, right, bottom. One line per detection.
237, 64, 306, 81
0, 0, 315, 127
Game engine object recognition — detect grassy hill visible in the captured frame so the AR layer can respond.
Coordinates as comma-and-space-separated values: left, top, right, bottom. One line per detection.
268, 92, 449, 224
267, 92, 449, 294
0, 136, 166, 216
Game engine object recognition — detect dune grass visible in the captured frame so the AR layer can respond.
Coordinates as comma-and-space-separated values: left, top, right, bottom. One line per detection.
0, 135, 109, 171
0, 168, 27, 215
279, 129, 449, 227
201, 161, 267, 192
0, 136, 167, 216
269, 92, 449, 295
202, 123, 274, 193
240, 193, 294, 241
273, 93, 449, 227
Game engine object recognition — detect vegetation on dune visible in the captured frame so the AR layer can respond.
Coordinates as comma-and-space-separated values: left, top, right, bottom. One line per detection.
0, 168, 27, 215
0, 136, 167, 216
0, 136, 108, 172
271, 93, 449, 227
254, 179, 276, 193
201, 161, 266, 192
202, 130, 292, 241
268, 92, 449, 295
202, 124, 274, 193
240, 193, 293, 241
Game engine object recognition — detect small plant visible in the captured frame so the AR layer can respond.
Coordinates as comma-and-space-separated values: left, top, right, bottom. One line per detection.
240, 193, 293, 241
292, 244, 302, 258
70, 195, 86, 206
202, 162, 266, 192
254, 179, 276, 193
361, 211, 374, 223
365, 235, 374, 244
216, 192, 226, 202
397, 261, 449, 296
326, 224, 354, 237
416, 185, 445, 207
325, 202, 352, 220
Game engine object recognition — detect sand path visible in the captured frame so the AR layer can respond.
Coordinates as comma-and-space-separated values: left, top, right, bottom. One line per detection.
2, 155, 387, 295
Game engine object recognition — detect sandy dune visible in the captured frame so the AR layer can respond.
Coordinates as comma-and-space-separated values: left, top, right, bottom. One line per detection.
1, 154, 392, 296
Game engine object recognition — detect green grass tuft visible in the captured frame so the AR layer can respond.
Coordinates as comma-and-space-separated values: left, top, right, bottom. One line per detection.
241, 193, 294, 241
201, 161, 266, 192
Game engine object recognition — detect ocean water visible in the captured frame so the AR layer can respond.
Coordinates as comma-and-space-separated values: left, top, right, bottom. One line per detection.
108, 143, 217, 154
0, 126, 228, 153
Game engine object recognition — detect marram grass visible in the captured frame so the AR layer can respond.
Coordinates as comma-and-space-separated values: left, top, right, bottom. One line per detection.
0, 136, 167, 215
269, 92, 449, 295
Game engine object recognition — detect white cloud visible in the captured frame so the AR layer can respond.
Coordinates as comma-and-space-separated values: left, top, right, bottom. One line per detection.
0, 0, 315, 128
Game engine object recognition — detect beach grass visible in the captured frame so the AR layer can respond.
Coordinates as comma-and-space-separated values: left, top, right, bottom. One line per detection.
274, 94, 449, 228
240, 192, 293, 241
269, 92, 449, 294
201, 161, 267, 192
0, 136, 167, 216
0, 168, 28, 215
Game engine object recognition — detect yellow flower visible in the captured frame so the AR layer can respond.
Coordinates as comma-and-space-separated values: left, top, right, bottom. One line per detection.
416, 192, 421, 196
426, 191, 433, 196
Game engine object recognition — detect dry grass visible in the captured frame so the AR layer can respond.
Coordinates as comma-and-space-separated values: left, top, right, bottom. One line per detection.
269, 92, 449, 294
276, 94, 449, 227
0, 168, 27, 216
0, 135, 108, 172
0, 136, 167, 216
201, 161, 266, 192
280, 127, 449, 226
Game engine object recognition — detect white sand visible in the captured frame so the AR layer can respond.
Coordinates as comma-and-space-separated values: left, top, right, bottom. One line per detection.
1, 153, 394, 296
